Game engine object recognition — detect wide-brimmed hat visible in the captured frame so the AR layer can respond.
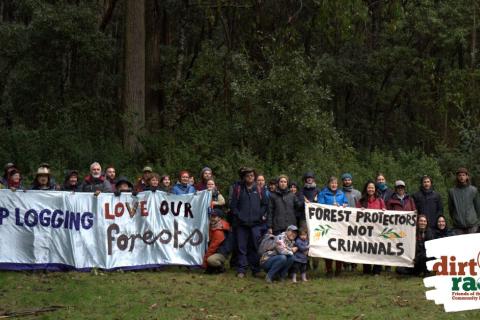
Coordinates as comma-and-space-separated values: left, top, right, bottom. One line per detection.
36, 167, 50, 176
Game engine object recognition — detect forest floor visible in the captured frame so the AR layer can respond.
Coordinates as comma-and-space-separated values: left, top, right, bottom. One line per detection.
0, 266, 478, 319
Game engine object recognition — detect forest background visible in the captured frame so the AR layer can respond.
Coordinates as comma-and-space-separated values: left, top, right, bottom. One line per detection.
1, 0, 480, 204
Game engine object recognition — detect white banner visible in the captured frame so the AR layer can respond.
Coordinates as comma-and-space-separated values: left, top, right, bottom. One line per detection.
0, 189, 210, 270
306, 203, 416, 267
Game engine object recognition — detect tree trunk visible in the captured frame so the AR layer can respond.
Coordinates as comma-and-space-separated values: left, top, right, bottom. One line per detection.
123, 0, 146, 153
145, 0, 163, 131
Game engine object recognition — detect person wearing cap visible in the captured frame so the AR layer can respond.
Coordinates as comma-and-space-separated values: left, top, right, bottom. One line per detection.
134, 166, 153, 192
267, 175, 302, 235
172, 170, 196, 195
259, 225, 298, 283
62, 170, 81, 192
386, 180, 416, 212
448, 167, 480, 235
318, 176, 348, 277
31, 167, 56, 190
195, 167, 213, 191
105, 166, 118, 192
412, 175, 443, 228
203, 209, 233, 273
341, 173, 361, 208
230, 167, 268, 278
81, 162, 113, 194
302, 172, 321, 203
114, 177, 134, 195
375, 172, 394, 202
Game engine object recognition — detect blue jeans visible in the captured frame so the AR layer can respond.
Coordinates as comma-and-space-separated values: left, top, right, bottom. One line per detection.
236, 224, 263, 274
262, 255, 295, 280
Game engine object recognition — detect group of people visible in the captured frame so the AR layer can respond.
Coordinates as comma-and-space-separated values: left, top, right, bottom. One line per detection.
1, 162, 479, 283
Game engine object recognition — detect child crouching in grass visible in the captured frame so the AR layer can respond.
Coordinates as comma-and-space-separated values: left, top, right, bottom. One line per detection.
291, 229, 309, 282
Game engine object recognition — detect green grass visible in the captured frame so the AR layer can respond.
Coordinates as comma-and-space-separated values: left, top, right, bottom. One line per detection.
0, 267, 479, 319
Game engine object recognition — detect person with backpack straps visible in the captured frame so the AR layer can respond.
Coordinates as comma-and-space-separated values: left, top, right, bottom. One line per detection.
229, 167, 268, 278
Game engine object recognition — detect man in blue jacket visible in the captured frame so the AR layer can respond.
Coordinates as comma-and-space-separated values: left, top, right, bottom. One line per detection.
229, 167, 268, 278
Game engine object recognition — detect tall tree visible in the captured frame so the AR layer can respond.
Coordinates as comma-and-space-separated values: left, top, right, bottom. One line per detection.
123, 0, 146, 153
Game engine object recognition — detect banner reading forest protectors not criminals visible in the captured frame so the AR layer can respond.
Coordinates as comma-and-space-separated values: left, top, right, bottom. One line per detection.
0, 189, 211, 270
306, 203, 416, 267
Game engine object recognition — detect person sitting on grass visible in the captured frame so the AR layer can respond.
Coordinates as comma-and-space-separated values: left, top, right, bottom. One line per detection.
259, 225, 298, 283
291, 228, 309, 283
397, 214, 433, 276
203, 209, 232, 274
432, 215, 455, 239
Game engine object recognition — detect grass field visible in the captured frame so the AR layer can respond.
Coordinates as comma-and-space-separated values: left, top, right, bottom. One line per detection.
0, 267, 479, 319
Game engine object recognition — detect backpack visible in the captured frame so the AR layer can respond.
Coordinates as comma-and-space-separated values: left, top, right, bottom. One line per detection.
258, 233, 277, 255
234, 183, 263, 201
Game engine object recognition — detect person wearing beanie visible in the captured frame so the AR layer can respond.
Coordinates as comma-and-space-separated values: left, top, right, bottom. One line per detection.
341, 173, 361, 208
448, 167, 480, 234
203, 209, 233, 274
195, 167, 213, 191
301, 172, 321, 203
412, 175, 443, 228
267, 175, 302, 235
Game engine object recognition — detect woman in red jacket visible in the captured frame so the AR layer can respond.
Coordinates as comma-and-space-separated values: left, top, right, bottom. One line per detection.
356, 180, 385, 275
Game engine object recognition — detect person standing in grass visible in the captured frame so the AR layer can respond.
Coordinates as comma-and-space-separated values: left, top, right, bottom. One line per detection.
81, 162, 113, 193
448, 167, 480, 235
145, 173, 161, 192
356, 180, 385, 276
267, 175, 302, 235
230, 167, 268, 278
341, 173, 361, 272
318, 176, 348, 277
291, 228, 309, 282
412, 175, 443, 228
206, 179, 226, 208
134, 166, 153, 192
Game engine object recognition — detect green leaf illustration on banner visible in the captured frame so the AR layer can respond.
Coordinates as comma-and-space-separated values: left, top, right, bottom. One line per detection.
313, 225, 333, 240
379, 227, 406, 239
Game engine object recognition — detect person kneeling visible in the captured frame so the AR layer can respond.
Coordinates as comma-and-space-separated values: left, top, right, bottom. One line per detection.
259, 225, 298, 283
203, 209, 232, 274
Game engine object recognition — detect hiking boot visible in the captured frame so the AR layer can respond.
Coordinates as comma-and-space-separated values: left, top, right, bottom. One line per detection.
237, 272, 245, 278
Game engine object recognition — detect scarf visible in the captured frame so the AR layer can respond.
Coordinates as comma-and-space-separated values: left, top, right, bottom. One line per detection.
343, 185, 353, 192
376, 182, 387, 191
304, 182, 317, 189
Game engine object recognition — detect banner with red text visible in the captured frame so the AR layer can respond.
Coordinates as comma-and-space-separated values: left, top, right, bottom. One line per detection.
306, 203, 416, 267
0, 189, 210, 270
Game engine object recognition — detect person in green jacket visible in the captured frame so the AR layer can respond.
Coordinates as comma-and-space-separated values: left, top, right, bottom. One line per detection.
448, 167, 480, 235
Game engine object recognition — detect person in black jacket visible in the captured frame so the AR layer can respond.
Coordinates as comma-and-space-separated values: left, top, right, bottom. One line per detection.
397, 214, 433, 276
301, 172, 320, 203
412, 175, 443, 228
229, 167, 268, 278
432, 215, 455, 239
267, 175, 302, 235
62, 170, 81, 191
